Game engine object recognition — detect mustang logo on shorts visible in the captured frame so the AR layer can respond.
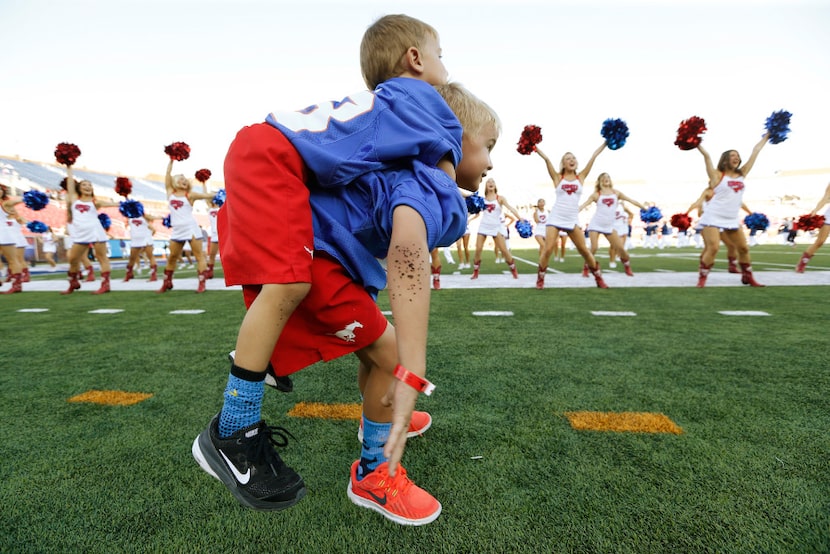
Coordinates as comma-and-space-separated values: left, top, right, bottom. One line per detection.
330, 320, 364, 342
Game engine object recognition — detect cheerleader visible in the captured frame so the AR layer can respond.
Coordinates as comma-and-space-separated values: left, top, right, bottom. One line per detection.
60, 167, 119, 294
609, 202, 634, 265
205, 195, 221, 279
39, 226, 58, 268
693, 134, 768, 287
157, 158, 214, 293
686, 188, 750, 274
795, 182, 830, 272
532, 198, 549, 258
1, 185, 25, 293
533, 144, 609, 289
579, 173, 645, 276
124, 212, 158, 282
470, 178, 521, 279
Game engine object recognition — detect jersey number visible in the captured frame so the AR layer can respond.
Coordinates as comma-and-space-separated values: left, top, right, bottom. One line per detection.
270, 90, 375, 133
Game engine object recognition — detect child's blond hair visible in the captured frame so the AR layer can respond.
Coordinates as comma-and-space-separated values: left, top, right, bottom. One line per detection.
360, 14, 439, 90
434, 82, 501, 139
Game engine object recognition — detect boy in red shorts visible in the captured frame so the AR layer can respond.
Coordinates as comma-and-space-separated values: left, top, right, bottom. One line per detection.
192, 14, 500, 526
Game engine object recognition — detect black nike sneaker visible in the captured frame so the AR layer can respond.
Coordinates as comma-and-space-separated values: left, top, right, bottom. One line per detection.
227, 350, 293, 393
192, 414, 306, 511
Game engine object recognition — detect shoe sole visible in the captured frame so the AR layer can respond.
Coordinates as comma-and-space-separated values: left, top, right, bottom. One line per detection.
357, 415, 432, 442
347, 481, 441, 526
191, 429, 306, 511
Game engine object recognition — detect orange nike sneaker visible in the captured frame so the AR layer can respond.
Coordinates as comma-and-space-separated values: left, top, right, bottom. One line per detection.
347, 460, 441, 526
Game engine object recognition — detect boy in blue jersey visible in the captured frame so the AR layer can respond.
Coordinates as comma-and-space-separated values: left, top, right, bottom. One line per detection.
192, 14, 500, 525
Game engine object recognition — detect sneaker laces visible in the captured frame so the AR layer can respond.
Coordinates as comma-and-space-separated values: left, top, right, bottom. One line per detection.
245, 424, 297, 473
374, 463, 413, 495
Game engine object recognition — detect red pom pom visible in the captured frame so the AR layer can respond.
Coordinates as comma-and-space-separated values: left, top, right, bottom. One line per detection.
55, 142, 81, 166
194, 168, 212, 183
164, 141, 191, 161
59, 177, 69, 191
796, 214, 826, 231
674, 116, 707, 150
115, 176, 133, 198
517, 125, 543, 155
670, 212, 692, 231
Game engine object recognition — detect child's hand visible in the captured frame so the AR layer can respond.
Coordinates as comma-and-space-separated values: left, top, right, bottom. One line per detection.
383, 380, 420, 476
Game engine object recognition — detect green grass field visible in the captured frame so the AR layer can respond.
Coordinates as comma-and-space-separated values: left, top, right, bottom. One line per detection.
1, 246, 828, 553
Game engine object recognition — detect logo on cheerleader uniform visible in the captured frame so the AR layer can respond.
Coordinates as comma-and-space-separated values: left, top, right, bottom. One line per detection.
727, 180, 744, 193
601, 198, 615, 207
75, 204, 91, 213
170, 199, 185, 210
131, 219, 143, 227
329, 321, 364, 343
562, 184, 579, 195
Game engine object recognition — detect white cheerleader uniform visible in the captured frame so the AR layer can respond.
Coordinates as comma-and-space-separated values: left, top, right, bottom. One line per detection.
42, 231, 57, 254
208, 206, 220, 242
69, 200, 108, 244
477, 197, 503, 236
698, 174, 744, 230
547, 178, 583, 230
823, 205, 830, 227
613, 203, 629, 238
587, 193, 618, 234
533, 208, 549, 238
128, 216, 154, 248
167, 194, 202, 242
0, 208, 15, 246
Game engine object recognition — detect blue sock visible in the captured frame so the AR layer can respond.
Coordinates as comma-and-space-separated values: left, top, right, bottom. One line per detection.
357, 416, 391, 481
218, 364, 265, 439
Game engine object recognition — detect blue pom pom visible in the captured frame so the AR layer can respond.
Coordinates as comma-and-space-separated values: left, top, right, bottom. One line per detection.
26, 220, 48, 233
212, 189, 226, 207
601, 118, 629, 150
466, 192, 486, 214
765, 110, 792, 144
162, 215, 172, 228
743, 212, 769, 231
515, 219, 534, 238
639, 206, 662, 223
23, 190, 50, 211
98, 213, 112, 231
118, 199, 145, 219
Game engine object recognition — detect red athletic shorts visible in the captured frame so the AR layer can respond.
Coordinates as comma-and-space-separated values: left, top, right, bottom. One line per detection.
242, 253, 390, 376
219, 122, 313, 286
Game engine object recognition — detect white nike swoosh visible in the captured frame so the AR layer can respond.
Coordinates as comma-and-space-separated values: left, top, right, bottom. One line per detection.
219, 449, 251, 485
304, 246, 313, 256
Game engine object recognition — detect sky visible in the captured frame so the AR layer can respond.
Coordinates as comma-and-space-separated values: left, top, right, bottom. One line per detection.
1, 0, 829, 210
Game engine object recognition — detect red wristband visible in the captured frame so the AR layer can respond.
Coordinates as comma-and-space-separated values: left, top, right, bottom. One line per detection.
394, 364, 435, 396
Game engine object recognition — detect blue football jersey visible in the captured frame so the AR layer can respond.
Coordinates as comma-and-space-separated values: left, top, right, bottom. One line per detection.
265, 78, 463, 187
310, 160, 467, 297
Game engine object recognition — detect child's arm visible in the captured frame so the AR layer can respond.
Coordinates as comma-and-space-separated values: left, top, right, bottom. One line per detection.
382, 205, 431, 476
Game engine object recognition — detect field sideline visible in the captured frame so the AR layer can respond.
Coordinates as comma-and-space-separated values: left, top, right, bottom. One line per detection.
1, 247, 828, 553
